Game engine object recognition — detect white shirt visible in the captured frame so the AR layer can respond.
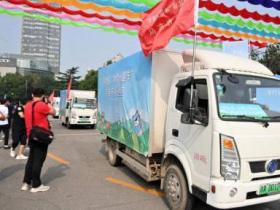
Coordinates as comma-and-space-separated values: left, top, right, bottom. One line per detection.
0, 104, 8, 125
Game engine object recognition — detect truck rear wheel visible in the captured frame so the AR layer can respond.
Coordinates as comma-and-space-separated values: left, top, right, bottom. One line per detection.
107, 141, 121, 166
164, 164, 193, 210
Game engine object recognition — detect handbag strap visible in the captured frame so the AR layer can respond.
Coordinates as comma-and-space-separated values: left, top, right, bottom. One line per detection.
31, 101, 40, 127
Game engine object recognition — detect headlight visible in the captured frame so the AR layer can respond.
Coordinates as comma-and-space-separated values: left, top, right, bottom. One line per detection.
220, 134, 240, 180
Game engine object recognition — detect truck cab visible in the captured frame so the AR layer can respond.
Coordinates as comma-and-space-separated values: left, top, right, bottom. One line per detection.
60, 90, 97, 129
163, 50, 280, 209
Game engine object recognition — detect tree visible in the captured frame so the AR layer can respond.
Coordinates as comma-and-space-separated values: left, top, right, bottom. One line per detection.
56, 66, 81, 89
0, 73, 60, 102
251, 44, 280, 74
0, 73, 26, 100
79, 69, 98, 91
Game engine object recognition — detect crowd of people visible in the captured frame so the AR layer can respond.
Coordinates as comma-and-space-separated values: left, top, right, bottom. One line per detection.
0, 88, 56, 193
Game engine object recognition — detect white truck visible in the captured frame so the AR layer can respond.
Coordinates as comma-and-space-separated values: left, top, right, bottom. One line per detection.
60, 90, 97, 129
97, 50, 280, 209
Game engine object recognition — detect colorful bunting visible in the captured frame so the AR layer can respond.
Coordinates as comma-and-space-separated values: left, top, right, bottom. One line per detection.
237, 0, 280, 10
1, 0, 279, 49
200, 0, 280, 25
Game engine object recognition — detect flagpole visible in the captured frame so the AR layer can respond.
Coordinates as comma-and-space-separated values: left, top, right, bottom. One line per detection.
189, 0, 199, 110
189, 26, 197, 109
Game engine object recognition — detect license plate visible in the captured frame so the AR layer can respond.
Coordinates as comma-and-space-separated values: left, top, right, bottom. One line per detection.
258, 183, 280, 195
78, 121, 90, 124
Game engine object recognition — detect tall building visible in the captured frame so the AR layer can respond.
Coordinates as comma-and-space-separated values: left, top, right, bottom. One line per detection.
21, 17, 61, 74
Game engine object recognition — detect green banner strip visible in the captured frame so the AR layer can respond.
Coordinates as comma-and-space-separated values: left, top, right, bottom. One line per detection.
199, 10, 280, 35
126, 0, 158, 8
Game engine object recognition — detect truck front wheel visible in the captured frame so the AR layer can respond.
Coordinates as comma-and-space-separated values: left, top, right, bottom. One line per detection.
107, 141, 121, 166
164, 164, 194, 210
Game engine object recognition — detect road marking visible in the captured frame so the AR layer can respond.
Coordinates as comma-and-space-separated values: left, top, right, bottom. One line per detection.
55, 133, 100, 137
105, 176, 164, 197
47, 152, 70, 165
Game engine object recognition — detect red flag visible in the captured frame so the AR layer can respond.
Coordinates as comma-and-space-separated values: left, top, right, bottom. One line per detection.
139, 0, 196, 56
67, 77, 72, 100
48, 90, 55, 104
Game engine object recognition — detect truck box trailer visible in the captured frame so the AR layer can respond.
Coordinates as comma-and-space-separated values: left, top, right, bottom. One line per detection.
97, 49, 280, 209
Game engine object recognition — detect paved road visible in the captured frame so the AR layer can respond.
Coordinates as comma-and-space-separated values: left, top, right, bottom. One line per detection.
0, 120, 279, 210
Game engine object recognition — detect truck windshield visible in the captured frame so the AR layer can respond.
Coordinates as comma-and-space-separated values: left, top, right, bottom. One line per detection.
72, 98, 96, 109
214, 73, 280, 122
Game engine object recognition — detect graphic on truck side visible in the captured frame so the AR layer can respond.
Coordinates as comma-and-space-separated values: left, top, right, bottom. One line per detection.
97, 52, 151, 156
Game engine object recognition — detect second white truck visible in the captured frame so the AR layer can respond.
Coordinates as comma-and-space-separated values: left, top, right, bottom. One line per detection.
60, 90, 97, 128
98, 49, 280, 209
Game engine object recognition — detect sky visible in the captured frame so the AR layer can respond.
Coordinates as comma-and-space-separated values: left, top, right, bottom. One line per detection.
0, 14, 189, 77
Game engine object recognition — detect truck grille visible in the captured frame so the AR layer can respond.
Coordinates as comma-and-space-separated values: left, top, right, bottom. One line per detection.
249, 159, 280, 173
79, 116, 90, 119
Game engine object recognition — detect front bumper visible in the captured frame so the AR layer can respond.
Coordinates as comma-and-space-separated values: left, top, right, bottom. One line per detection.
207, 177, 280, 209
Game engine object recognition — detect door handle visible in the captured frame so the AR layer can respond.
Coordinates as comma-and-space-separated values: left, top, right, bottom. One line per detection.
172, 129, 179, 137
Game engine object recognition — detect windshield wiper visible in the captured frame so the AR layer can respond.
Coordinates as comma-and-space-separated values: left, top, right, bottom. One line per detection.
221, 114, 270, 127
261, 116, 280, 120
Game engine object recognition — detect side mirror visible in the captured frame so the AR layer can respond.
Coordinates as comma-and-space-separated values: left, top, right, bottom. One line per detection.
193, 108, 208, 126
181, 108, 208, 126
181, 111, 193, 124
181, 112, 191, 124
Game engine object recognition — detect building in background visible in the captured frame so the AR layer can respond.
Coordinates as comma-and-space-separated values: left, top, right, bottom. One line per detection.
0, 56, 17, 77
21, 17, 61, 74
0, 53, 53, 77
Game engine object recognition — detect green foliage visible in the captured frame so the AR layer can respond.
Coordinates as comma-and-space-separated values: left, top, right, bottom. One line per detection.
251, 44, 280, 74
56, 66, 81, 89
0, 73, 58, 101
78, 69, 98, 91
0, 66, 98, 102
259, 44, 280, 74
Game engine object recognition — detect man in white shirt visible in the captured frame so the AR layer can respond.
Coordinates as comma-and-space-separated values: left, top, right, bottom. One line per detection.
0, 99, 10, 149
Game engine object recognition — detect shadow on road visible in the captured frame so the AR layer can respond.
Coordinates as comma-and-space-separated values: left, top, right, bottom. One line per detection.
99, 144, 106, 157
0, 163, 25, 182
42, 164, 70, 184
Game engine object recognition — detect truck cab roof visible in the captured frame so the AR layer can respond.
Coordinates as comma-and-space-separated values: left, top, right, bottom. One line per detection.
182, 49, 273, 77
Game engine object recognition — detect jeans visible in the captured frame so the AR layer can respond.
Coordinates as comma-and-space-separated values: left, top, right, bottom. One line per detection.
23, 141, 48, 188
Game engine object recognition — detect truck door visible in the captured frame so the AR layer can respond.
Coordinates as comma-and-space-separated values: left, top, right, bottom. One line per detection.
172, 77, 212, 191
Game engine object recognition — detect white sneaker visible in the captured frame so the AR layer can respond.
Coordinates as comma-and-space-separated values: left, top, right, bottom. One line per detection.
21, 183, 31, 191
16, 155, 28, 160
10, 149, 16, 158
30, 185, 50, 193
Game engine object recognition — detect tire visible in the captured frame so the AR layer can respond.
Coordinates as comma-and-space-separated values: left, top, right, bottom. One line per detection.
89, 124, 95, 129
107, 141, 121, 166
164, 164, 194, 210
66, 120, 72, 129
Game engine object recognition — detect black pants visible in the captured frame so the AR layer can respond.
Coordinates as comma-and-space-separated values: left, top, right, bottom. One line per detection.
12, 129, 27, 149
0, 124, 9, 146
23, 141, 48, 188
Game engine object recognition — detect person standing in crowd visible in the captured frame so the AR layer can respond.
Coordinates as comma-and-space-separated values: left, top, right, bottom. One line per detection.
0, 99, 10, 149
10, 101, 28, 160
21, 88, 55, 193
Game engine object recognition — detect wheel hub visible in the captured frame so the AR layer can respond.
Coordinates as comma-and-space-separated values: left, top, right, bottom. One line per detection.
166, 174, 181, 203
